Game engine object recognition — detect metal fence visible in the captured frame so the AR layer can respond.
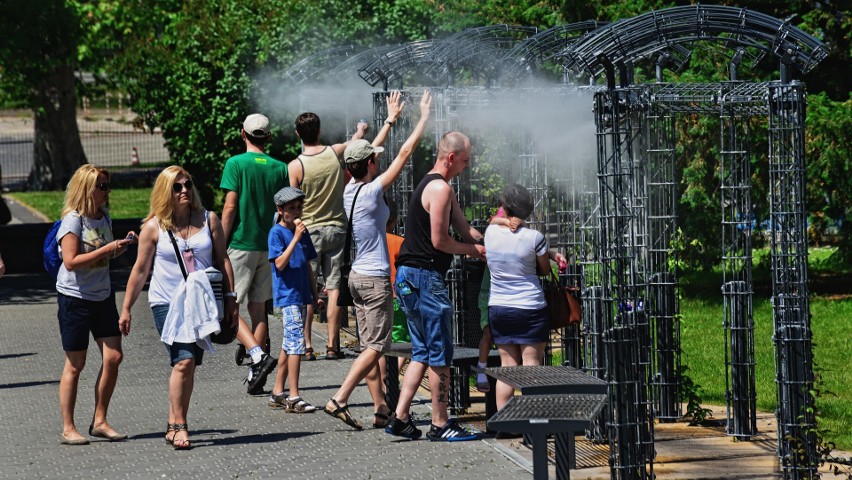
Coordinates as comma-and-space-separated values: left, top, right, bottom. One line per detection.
0, 111, 170, 190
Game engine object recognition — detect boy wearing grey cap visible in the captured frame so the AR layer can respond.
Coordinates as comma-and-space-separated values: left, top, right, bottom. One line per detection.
266, 187, 325, 413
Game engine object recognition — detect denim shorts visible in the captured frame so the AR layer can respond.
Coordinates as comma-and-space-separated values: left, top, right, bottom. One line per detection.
152, 304, 204, 366
275, 305, 307, 355
57, 292, 121, 351
394, 266, 454, 366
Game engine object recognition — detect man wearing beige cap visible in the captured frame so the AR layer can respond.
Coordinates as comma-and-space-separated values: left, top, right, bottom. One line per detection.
288, 113, 368, 360
221, 113, 289, 393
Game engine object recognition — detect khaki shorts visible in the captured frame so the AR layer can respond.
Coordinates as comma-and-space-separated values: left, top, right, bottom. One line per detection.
349, 270, 393, 353
227, 248, 272, 306
308, 225, 346, 290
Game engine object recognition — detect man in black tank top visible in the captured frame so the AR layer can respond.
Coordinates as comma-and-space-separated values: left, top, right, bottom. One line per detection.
385, 131, 486, 442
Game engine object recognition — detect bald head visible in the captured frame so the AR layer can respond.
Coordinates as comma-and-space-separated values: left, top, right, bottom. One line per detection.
437, 131, 470, 161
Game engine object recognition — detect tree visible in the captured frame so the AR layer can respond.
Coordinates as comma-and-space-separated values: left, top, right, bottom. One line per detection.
0, 0, 87, 190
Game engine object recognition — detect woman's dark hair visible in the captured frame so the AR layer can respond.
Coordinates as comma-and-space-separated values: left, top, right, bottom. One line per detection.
500, 183, 534, 219
345, 154, 373, 180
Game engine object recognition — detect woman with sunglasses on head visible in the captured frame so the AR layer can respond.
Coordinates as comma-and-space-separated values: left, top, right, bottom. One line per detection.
121, 166, 264, 449
55, 165, 135, 445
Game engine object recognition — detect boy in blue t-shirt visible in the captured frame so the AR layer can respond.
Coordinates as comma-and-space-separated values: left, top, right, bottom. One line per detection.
267, 187, 326, 413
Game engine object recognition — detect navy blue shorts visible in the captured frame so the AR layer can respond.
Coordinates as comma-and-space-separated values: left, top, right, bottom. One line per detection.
488, 305, 549, 345
57, 292, 121, 351
152, 304, 204, 366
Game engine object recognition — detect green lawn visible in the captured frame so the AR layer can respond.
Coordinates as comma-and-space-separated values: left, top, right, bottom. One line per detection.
680, 294, 852, 450
8, 188, 152, 221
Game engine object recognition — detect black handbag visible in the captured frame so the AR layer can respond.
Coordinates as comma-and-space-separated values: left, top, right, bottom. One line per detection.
167, 215, 236, 344
337, 184, 364, 307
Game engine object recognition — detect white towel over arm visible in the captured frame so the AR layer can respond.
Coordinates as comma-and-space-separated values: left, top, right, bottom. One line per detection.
161, 270, 221, 352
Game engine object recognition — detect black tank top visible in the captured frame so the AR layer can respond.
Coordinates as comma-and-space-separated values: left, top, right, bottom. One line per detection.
396, 173, 453, 276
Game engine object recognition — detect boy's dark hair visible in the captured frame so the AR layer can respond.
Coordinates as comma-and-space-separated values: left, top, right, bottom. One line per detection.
295, 112, 320, 144
500, 183, 534, 219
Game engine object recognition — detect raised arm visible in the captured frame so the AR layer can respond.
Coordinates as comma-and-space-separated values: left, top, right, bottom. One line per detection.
371, 91, 405, 149
379, 91, 432, 191
331, 121, 369, 157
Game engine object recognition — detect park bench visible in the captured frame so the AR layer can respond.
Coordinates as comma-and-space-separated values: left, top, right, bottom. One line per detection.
383, 342, 500, 414
488, 393, 607, 480
480, 365, 608, 479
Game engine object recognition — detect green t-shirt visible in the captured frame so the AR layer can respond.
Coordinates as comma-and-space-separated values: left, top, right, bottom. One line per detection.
220, 151, 289, 251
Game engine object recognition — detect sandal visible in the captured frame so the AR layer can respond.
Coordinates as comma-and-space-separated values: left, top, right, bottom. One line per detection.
373, 406, 394, 429
284, 396, 318, 414
325, 348, 345, 360
164, 423, 176, 444
323, 398, 362, 430
303, 347, 315, 361
170, 423, 191, 450
476, 377, 491, 393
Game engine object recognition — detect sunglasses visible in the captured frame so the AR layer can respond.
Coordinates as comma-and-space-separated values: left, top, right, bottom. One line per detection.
172, 180, 194, 193
96, 182, 111, 192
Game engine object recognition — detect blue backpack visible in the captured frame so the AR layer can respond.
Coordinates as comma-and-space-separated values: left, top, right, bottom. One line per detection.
43, 220, 63, 278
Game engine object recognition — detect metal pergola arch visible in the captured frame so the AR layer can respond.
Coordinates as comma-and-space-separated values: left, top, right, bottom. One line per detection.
280, 6, 828, 478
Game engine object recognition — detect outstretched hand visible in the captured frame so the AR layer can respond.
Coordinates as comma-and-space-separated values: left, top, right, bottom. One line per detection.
386, 91, 405, 122
420, 90, 432, 118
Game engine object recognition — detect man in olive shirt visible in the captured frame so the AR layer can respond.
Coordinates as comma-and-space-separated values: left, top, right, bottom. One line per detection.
221, 114, 289, 391
289, 113, 366, 359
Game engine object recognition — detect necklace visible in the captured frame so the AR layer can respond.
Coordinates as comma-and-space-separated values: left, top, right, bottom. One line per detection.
175, 213, 193, 252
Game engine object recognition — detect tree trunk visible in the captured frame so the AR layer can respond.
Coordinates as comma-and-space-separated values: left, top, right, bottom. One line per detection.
27, 64, 87, 191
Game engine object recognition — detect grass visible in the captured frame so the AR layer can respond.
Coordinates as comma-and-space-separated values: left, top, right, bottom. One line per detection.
7, 188, 152, 221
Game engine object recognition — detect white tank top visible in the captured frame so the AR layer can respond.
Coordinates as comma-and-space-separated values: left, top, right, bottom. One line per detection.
148, 211, 215, 306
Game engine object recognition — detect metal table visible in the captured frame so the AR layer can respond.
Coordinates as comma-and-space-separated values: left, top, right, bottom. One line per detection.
488, 393, 607, 480
482, 365, 607, 395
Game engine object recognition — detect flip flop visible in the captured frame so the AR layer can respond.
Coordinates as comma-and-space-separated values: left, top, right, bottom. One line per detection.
324, 398, 362, 430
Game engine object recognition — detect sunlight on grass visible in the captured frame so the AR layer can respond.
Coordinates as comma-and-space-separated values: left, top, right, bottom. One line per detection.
8, 188, 152, 220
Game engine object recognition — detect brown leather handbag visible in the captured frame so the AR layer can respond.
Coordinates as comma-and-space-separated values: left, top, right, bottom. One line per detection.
544, 272, 581, 329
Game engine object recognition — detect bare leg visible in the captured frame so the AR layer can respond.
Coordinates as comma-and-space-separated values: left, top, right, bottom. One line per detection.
478, 326, 493, 364
331, 348, 382, 406
365, 361, 388, 414
325, 288, 341, 352
394, 360, 427, 421
91, 336, 124, 435
304, 304, 314, 352
236, 315, 261, 350
59, 350, 87, 441
496, 345, 522, 410
377, 355, 387, 398
428, 365, 451, 427
521, 342, 546, 367
287, 354, 301, 398
247, 300, 268, 349
169, 358, 195, 448
271, 349, 287, 395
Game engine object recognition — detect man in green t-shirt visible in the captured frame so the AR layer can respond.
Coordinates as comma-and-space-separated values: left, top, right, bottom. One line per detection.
221, 114, 289, 393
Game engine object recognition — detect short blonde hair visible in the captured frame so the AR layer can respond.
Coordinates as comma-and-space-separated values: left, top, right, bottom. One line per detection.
144, 165, 203, 231
61, 165, 110, 218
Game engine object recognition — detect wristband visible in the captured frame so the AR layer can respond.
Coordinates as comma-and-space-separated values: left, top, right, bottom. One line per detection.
384, 119, 394, 126
224, 292, 237, 298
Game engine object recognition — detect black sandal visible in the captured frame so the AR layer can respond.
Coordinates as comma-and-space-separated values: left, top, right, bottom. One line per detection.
170, 423, 191, 450
164, 423, 176, 444
373, 408, 393, 429
323, 398, 362, 430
